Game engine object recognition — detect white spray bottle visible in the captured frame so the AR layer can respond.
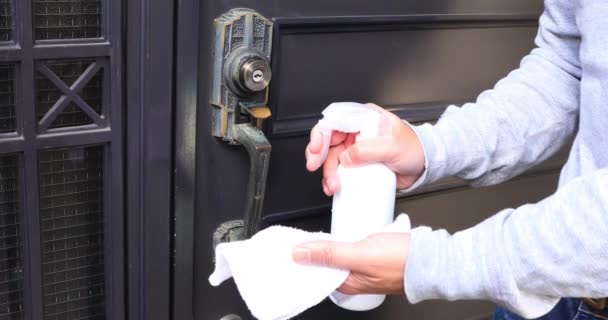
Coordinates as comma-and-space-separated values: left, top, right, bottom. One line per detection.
317, 102, 397, 311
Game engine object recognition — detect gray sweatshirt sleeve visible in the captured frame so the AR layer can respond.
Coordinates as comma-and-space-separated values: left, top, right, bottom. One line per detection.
402, 1, 608, 318
406, 0, 581, 190
405, 168, 608, 318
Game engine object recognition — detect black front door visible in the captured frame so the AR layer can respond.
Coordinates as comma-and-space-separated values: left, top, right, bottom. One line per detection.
175, 1, 566, 320
0, 0, 124, 319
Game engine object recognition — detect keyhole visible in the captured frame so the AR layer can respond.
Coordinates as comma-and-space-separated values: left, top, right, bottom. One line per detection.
252, 70, 264, 83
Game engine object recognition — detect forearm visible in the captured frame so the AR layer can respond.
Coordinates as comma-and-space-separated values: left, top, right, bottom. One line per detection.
412, 48, 579, 187
405, 167, 608, 318
406, 0, 581, 188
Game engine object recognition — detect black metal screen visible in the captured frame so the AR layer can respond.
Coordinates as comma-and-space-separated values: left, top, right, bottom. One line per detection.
33, 0, 102, 40
39, 146, 105, 320
0, 65, 15, 134
0, 155, 24, 320
0, 0, 11, 42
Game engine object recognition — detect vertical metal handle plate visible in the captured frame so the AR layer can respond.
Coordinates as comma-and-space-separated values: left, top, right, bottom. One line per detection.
210, 9, 274, 246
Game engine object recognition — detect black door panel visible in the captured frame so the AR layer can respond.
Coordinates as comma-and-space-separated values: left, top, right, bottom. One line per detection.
268, 16, 537, 138
194, 1, 550, 319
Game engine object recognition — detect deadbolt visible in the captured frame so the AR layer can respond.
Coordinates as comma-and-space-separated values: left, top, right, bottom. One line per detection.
224, 48, 272, 96
241, 57, 271, 91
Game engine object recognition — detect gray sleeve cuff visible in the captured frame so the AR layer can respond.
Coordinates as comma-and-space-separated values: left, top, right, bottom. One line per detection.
399, 122, 448, 193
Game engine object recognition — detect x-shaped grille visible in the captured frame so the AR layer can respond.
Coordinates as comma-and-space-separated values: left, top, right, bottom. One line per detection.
36, 59, 106, 131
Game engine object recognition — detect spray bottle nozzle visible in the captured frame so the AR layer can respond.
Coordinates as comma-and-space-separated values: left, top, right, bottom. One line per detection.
316, 102, 382, 164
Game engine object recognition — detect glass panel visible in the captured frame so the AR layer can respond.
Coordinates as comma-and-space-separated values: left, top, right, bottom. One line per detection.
0, 64, 15, 133
0, 0, 11, 42
39, 146, 105, 320
33, 0, 102, 40
0, 155, 24, 320
36, 60, 103, 130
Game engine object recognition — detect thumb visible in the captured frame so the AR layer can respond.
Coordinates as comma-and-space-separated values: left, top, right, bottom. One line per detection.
340, 138, 395, 167
292, 241, 358, 270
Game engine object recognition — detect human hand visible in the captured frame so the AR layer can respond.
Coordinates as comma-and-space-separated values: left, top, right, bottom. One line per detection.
292, 233, 410, 295
305, 103, 425, 195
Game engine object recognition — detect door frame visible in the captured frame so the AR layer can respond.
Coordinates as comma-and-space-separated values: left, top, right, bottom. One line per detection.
125, 0, 175, 319
172, 0, 200, 318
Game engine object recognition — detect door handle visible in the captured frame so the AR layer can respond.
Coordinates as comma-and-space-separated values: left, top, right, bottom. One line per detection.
234, 121, 271, 237
210, 9, 274, 247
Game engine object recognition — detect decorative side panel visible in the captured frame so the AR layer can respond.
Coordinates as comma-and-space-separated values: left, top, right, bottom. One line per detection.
38, 146, 105, 320
0, 0, 123, 318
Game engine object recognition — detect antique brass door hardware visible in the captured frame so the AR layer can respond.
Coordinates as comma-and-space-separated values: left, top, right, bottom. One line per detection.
210, 9, 273, 245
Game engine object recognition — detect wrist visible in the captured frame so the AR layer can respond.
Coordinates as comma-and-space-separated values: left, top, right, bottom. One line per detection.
398, 121, 430, 192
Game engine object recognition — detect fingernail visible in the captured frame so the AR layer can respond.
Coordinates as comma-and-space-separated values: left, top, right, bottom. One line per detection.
307, 159, 317, 172
292, 247, 311, 264
327, 178, 336, 191
325, 176, 338, 193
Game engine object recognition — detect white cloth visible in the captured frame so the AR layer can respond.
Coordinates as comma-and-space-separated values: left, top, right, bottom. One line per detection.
209, 214, 412, 320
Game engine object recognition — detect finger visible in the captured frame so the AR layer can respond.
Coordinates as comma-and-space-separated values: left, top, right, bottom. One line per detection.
343, 133, 357, 149
307, 126, 324, 154
309, 127, 348, 154
340, 138, 395, 168
337, 277, 403, 295
323, 145, 345, 195
329, 130, 348, 146
292, 240, 358, 270
337, 281, 360, 295
305, 127, 324, 171
337, 275, 366, 295
322, 180, 330, 196
337, 283, 359, 295
305, 144, 323, 172
306, 128, 348, 172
